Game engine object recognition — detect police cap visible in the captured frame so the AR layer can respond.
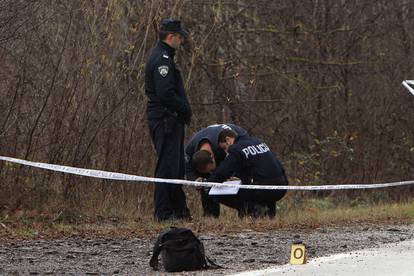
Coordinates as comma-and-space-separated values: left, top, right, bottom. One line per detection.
160, 19, 188, 38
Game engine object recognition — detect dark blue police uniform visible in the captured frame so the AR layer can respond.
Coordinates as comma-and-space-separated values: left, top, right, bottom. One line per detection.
185, 124, 248, 217
145, 20, 191, 221
185, 124, 248, 179
206, 135, 288, 218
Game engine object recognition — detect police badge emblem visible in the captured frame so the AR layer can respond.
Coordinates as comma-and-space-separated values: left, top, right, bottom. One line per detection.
158, 65, 169, 77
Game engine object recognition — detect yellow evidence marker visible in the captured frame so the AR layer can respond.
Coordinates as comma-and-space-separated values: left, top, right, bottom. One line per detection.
290, 242, 307, 265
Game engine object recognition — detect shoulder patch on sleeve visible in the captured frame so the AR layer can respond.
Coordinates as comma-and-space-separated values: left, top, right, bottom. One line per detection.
158, 65, 169, 77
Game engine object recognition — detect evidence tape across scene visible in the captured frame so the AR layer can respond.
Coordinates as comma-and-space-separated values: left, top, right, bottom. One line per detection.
1, 156, 414, 191
402, 80, 414, 96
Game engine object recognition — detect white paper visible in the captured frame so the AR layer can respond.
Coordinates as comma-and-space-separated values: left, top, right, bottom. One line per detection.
209, 180, 241, 195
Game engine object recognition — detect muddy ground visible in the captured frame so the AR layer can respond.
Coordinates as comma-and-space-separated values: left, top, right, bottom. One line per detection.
1, 223, 413, 275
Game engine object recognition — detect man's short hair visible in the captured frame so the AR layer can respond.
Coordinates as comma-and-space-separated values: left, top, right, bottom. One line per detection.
218, 129, 237, 143
192, 150, 213, 172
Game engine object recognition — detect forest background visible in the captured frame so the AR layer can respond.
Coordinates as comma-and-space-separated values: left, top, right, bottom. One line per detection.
1, 0, 413, 220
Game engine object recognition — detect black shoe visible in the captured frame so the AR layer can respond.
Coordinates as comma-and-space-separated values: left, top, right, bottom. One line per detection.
246, 203, 276, 218
267, 203, 276, 218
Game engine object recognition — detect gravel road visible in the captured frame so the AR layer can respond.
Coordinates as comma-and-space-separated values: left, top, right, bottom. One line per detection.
1, 223, 413, 275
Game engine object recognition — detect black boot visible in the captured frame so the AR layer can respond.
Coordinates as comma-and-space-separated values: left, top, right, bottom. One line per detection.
246, 202, 276, 218
267, 202, 276, 218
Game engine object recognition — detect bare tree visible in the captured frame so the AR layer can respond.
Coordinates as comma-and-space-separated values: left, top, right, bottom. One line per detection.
0, 0, 413, 213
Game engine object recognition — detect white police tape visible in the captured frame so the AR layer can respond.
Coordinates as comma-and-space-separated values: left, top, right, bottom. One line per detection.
1, 155, 414, 191
402, 80, 414, 96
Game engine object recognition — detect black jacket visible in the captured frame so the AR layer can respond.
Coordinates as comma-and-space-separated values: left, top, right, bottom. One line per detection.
145, 41, 191, 123
206, 135, 287, 185
185, 124, 248, 180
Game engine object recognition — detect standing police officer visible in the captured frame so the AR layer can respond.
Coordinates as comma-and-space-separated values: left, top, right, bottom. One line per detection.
145, 19, 192, 221
185, 124, 248, 217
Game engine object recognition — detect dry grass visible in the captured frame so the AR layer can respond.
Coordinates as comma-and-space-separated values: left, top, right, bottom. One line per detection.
1, 196, 413, 241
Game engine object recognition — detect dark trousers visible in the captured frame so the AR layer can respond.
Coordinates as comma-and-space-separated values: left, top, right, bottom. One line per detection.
209, 177, 288, 218
199, 189, 220, 217
148, 118, 190, 221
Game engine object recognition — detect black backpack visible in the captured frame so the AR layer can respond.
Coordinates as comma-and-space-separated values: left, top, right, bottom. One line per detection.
149, 227, 221, 272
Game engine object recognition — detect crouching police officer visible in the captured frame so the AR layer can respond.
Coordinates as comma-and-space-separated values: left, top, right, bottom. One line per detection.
185, 124, 248, 217
193, 129, 288, 218
145, 19, 192, 221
